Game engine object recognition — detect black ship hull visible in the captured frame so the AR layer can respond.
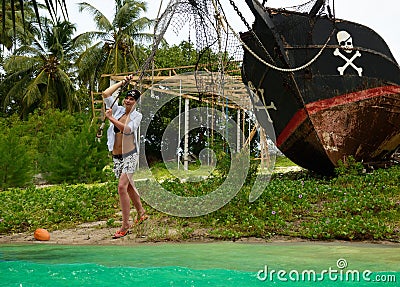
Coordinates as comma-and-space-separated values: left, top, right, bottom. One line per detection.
241, 0, 400, 174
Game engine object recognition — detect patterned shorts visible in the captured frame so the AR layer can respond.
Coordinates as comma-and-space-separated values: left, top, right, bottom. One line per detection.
112, 150, 138, 178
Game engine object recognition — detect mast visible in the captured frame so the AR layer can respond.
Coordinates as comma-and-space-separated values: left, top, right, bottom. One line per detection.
309, 0, 325, 17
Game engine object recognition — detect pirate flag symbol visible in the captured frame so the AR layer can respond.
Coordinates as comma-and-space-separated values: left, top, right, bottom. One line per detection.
333, 30, 363, 76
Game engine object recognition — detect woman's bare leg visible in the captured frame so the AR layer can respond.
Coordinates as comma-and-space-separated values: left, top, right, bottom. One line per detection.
118, 173, 132, 229
127, 175, 145, 216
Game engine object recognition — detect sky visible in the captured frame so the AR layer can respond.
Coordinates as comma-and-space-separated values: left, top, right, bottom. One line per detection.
65, 0, 400, 63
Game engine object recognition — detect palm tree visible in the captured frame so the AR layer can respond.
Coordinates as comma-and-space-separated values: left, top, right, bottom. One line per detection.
75, 0, 154, 91
1, 17, 82, 118
1, 0, 68, 40
0, 1, 40, 50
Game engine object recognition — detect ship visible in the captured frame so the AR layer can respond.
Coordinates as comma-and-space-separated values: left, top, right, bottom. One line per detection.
239, 0, 400, 174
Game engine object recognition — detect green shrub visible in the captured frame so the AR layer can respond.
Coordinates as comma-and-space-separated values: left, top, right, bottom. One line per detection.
0, 129, 35, 189
0, 115, 36, 188
39, 122, 109, 184
335, 156, 365, 176
0, 109, 110, 187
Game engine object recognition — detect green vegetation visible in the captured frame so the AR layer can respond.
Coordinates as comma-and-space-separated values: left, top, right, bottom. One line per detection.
75, 0, 154, 91
1, 18, 84, 118
1, 1, 155, 118
275, 156, 297, 168
0, 183, 118, 233
134, 161, 215, 181
1, 163, 399, 242
0, 109, 109, 189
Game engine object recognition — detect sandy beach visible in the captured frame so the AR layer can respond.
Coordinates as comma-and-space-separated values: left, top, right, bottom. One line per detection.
1, 217, 398, 246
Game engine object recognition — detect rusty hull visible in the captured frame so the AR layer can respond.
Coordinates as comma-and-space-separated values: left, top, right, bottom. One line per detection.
276, 86, 400, 173
312, 93, 400, 161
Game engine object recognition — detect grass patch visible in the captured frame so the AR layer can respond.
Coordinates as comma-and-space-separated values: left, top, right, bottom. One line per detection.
134, 161, 216, 181
275, 155, 297, 168
144, 165, 399, 242
0, 183, 119, 233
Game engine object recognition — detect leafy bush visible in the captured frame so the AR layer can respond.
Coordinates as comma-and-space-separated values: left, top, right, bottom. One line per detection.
335, 156, 365, 176
0, 109, 110, 188
39, 123, 109, 184
0, 127, 34, 189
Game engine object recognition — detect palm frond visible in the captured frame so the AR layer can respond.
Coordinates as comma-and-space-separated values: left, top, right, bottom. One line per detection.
78, 2, 113, 32
1, 0, 68, 39
56, 68, 80, 111
114, 0, 147, 29
73, 30, 110, 45
3, 55, 42, 73
21, 36, 48, 56
1, 71, 31, 111
22, 69, 46, 108
42, 0, 68, 21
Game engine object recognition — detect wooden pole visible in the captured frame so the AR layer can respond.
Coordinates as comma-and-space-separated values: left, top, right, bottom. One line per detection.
184, 97, 189, 171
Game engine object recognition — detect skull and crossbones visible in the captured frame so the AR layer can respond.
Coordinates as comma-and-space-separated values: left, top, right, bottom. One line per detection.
333, 30, 363, 76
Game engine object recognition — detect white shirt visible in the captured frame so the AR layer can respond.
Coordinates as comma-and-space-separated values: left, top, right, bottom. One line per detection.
104, 96, 142, 152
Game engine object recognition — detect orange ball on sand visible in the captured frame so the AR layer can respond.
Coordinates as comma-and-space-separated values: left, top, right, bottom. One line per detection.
34, 228, 50, 241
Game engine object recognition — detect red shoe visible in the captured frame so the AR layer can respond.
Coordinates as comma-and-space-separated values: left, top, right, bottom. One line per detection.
113, 227, 131, 239
134, 213, 149, 225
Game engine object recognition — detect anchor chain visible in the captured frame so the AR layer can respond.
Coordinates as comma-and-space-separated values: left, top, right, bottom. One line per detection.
227, 0, 276, 64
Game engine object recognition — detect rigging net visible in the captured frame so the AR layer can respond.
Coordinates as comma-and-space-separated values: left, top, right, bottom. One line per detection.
141, 0, 244, 86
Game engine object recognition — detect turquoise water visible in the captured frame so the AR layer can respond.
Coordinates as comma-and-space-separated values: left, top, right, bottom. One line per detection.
0, 242, 399, 286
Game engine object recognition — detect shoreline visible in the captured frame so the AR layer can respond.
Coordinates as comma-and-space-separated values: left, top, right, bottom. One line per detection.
1, 221, 399, 246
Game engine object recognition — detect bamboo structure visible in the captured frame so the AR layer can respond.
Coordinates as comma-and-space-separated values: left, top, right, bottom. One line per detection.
94, 66, 271, 166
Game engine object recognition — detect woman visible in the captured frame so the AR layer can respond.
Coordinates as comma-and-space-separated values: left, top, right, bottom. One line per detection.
102, 75, 148, 239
